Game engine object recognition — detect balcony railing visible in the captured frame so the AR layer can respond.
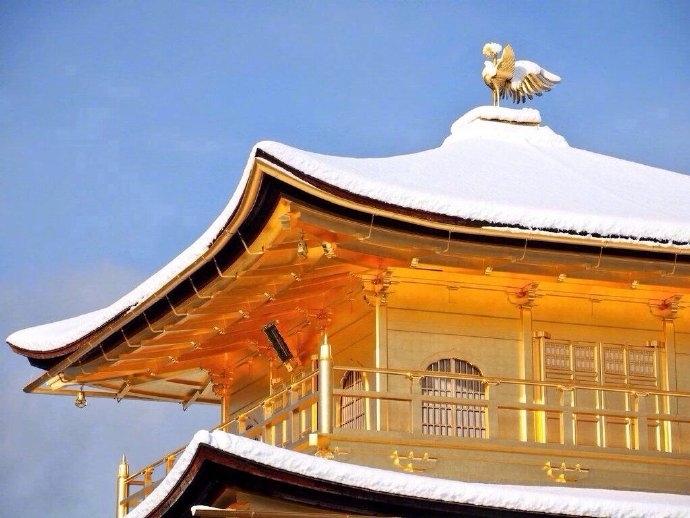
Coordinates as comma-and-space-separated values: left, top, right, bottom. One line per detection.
331, 366, 690, 450
117, 364, 690, 517
116, 371, 320, 516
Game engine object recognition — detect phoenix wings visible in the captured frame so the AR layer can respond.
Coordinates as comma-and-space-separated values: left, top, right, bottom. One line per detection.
482, 43, 560, 106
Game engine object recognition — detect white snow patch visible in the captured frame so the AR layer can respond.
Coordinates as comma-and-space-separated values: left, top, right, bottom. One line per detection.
126, 430, 690, 518
512, 61, 562, 88
443, 108, 564, 147
450, 105, 543, 127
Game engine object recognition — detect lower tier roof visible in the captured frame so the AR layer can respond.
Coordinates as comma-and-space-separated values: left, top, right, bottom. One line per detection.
125, 430, 690, 518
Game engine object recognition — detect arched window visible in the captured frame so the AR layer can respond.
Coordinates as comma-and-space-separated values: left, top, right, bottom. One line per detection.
421, 358, 485, 438
340, 370, 365, 429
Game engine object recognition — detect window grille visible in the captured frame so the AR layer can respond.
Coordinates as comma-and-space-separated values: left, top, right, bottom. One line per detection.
573, 344, 596, 373
421, 358, 485, 438
603, 347, 625, 376
545, 341, 571, 371
543, 339, 658, 387
628, 349, 656, 379
340, 370, 365, 429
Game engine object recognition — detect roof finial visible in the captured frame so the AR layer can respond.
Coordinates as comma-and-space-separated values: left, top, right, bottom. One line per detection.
482, 42, 561, 107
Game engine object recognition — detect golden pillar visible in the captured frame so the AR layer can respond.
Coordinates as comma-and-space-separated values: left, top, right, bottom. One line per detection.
318, 333, 333, 435
510, 282, 539, 442
651, 295, 681, 452
374, 300, 389, 432
220, 390, 232, 430
210, 369, 233, 430
116, 455, 129, 518
662, 317, 678, 452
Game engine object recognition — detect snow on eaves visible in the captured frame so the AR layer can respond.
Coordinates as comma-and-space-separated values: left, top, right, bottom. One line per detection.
8, 106, 690, 354
125, 430, 690, 518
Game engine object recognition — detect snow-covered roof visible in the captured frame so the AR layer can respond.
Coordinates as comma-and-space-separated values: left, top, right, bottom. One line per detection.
259, 106, 690, 244
8, 105, 690, 355
125, 430, 690, 518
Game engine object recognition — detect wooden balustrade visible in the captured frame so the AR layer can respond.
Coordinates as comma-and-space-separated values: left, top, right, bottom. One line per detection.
331, 366, 690, 450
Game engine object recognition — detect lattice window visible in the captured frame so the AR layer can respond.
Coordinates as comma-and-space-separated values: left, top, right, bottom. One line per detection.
573, 344, 596, 374
603, 347, 625, 376
545, 341, 571, 371
421, 359, 485, 438
340, 370, 365, 429
543, 339, 659, 387
628, 349, 656, 379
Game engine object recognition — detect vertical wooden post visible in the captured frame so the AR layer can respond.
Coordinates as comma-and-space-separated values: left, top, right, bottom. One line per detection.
375, 301, 388, 432
362, 372, 373, 431
486, 383, 500, 439
263, 400, 274, 444
289, 386, 299, 445
410, 375, 423, 434
143, 467, 154, 496
519, 306, 533, 442
510, 283, 538, 443
634, 392, 649, 451
533, 332, 549, 443
165, 454, 176, 474
561, 388, 575, 447
211, 369, 233, 432
220, 390, 232, 432
662, 319, 678, 452
318, 333, 333, 435
116, 455, 129, 518
237, 414, 248, 435
652, 297, 681, 453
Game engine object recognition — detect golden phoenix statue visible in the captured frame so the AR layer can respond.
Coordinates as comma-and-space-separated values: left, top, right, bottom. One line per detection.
482, 43, 561, 106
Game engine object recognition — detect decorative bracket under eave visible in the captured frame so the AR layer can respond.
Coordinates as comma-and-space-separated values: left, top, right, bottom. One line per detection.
649, 294, 683, 320
508, 281, 540, 308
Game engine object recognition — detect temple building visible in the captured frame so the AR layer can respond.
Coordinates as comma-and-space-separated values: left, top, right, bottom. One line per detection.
7, 99, 690, 516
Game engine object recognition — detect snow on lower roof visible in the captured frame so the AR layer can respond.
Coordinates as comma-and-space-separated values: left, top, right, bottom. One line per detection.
125, 430, 690, 518
8, 106, 690, 354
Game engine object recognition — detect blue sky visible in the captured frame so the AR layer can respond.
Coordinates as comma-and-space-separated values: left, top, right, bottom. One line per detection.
2, 2, 689, 516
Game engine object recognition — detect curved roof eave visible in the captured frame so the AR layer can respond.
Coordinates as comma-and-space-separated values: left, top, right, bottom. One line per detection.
7, 144, 268, 362
253, 134, 690, 249
256, 148, 690, 253
8, 109, 690, 365
135, 444, 549, 518
10, 140, 492, 367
